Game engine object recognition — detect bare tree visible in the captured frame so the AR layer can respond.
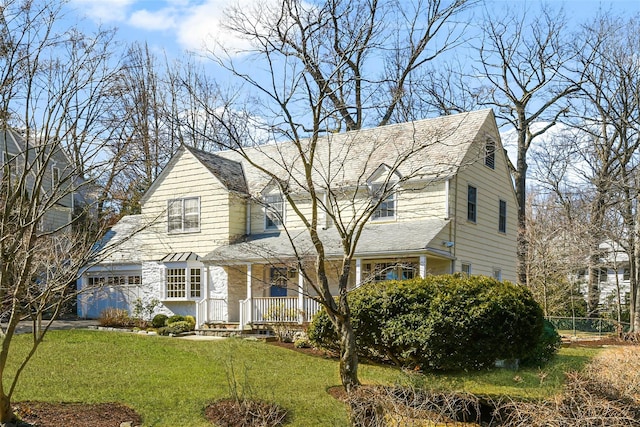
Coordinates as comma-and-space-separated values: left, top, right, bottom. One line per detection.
192, 0, 478, 391
0, 0, 127, 422
560, 13, 640, 321
471, 4, 582, 286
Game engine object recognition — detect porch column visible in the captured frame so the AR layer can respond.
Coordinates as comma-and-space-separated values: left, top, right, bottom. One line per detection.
200, 266, 209, 328
298, 271, 304, 324
419, 255, 427, 278
246, 263, 253, 324
355, 258, 362, 287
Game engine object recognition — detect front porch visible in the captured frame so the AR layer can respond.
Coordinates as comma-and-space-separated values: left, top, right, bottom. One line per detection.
196, 296, 323, 331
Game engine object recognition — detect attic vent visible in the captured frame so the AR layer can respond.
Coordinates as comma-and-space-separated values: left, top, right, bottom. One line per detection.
484, 139, 496, 169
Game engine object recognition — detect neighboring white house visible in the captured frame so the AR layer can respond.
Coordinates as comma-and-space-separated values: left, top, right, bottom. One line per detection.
576, 241, 631, 309
78, 109, 518, 329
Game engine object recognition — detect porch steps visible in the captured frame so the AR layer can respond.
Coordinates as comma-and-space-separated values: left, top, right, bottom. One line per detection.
196, 322, 277, 338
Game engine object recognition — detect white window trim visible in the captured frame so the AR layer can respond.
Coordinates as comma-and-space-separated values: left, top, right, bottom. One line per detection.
264, 192, 285, 231
498, 199, 507, 233
167, 197, 201, 234
162, 262, 203, 301
484, 138, 496, 170
461, 263, 472, 276
52, 165, 60, 187
467, 185, 477, 223
370, 183, 397, 221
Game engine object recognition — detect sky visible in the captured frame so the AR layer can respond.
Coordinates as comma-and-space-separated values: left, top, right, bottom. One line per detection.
66, 0, 640, 69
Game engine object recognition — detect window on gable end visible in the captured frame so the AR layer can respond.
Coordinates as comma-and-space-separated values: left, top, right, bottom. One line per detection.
467, 185, 477, 222
52, 166, 60, 187
167, 197, 200, 233
485, 139, 496, 169
499, 200, 507, 233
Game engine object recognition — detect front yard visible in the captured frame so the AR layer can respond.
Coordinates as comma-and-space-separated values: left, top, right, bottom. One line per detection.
7, 330, 600, 426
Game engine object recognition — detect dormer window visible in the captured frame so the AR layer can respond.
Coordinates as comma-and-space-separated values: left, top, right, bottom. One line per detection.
367, 164, 401, 222
484, 139, 496, 169
167, 197, 200, 233
371, 184, 396, 220
264, 192, 284, 229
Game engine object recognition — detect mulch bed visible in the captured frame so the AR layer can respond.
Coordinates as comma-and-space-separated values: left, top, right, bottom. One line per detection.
12, 401, 141, 427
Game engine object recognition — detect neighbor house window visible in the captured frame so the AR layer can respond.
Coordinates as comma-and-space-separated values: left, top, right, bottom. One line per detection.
623, 269, 631, 281
499, 200, 507, 233
166, 268, 201, 299
264, 193, 284, 229
52, 166, 60, 187
485, 140, 496, 169
493, 268, 502, 281
467, 185, 477, 222
371, 184, 396, 220
167, 197, 200, 233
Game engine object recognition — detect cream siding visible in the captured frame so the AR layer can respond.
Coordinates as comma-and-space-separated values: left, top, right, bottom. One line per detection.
396, 181, 448, 221
140, 150, 233, 259
449, 116, 518, 282
228, 193, 247, 240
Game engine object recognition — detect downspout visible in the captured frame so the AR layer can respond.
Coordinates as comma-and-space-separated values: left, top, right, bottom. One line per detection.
452, 176, 459, 273
245, 196, 251, 236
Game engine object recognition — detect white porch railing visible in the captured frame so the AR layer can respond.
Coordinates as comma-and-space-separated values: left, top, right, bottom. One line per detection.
240, 296, 323, 328
197, 298, 227, 327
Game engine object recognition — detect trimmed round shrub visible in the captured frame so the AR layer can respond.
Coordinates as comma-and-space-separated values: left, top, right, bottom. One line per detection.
308, 274, 545, 371
167, 314, 186, 325
158, 320, 193, 336
152, 313, 169, 328
184, 315, 196, 330
521, 319, 562, 367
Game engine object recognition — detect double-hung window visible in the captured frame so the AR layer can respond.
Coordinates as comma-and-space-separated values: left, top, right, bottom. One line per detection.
498, 200, 507, 233
166, 267, 202, 299
52, 166, 60, 187
371, 184, 396, 220
167, 197, 200, 233
467, 185, 477, 222
264, 193, 284, 229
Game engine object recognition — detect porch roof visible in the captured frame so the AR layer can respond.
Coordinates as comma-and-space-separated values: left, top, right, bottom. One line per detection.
203, 219, 450, 264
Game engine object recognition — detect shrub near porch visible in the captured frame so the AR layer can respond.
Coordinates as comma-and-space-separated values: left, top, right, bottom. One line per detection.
309, 275, 548, 370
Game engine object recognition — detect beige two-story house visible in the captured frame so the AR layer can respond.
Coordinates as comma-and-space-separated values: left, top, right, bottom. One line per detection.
78, 109, 517, 329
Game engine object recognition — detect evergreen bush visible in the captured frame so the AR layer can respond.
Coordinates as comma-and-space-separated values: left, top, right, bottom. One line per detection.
152, 313, 169, 328
308, 274, 545, 370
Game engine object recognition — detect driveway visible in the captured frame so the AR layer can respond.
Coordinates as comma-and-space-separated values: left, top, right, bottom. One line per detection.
1, 319, 99, 335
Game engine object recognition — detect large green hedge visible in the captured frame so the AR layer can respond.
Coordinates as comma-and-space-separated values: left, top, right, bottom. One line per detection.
308, 274, 546, 371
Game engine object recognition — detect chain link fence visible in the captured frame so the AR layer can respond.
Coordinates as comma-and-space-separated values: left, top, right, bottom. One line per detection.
546, 316, 630, 337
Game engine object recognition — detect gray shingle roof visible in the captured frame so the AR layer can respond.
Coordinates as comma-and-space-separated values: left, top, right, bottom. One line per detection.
215, 109, 493, 194
185, 146, 248, 194
93, 215, 147, 264
203, 218, 450, 263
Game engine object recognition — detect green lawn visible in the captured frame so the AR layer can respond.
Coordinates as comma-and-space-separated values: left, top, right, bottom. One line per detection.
4, 330, 599, 426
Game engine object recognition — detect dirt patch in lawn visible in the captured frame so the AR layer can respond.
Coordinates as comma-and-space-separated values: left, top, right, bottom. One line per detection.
12, 401, 142, 427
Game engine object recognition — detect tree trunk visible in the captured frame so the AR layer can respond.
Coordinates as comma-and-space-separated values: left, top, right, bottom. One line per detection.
0, 392, 13, 424
338, 317, 360, 392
